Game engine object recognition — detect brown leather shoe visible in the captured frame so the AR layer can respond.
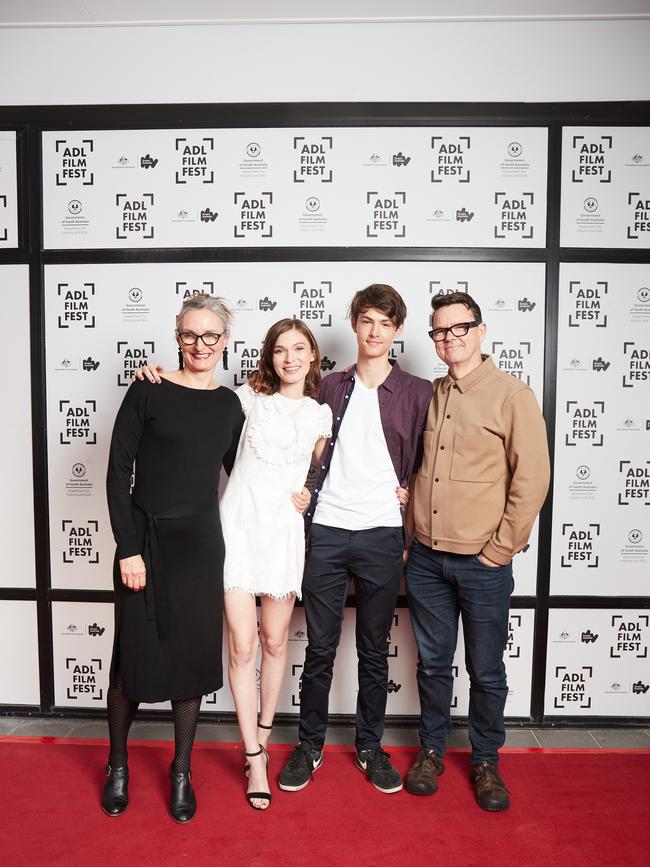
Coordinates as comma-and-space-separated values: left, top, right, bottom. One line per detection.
471, 761, 510, 811
405, 749, 445, 795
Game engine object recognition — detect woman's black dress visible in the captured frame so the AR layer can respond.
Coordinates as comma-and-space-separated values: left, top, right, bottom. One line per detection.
106, 378, 244, 703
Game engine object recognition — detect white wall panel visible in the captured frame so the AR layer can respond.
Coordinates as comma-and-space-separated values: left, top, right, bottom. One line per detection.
0, 601, 40, 705
545, 609, 650, 716
0, 264, 35, 589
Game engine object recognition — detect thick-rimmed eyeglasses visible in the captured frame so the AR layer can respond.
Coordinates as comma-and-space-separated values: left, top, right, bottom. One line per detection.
176, 330, 224, 346
428, 321, 480, 342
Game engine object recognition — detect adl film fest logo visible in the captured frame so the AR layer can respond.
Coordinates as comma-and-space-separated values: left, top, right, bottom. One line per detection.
116, 341, 155, 386
610, 614, 648, 659
622, 341, 650, 387
564, 400, 605, 447
494, 191, 534, 239
115, 193, 154, 240
175, 280, 215, 300
568, 280, 608, 326
366, 191, 406, 238
617, 460, 650, 506
175, 136, 215, 183
65, 656, 103, 701
292, 280, 333, 327
491, 341, 531, 385
293, 136, 333, 182
430, 135, 470, 182
234, 191, 273, 238
626, 191, 650, 240
57, 282, 96, 328
61, 519, 99, 564
59, 400, 97, 445
55, 137, 95, 185
560, 522, 600, 568
570, 134, 612, 183
553, 665, 593, 709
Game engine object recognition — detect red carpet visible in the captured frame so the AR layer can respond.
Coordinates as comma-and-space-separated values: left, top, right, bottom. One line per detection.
1, 738, 649, 867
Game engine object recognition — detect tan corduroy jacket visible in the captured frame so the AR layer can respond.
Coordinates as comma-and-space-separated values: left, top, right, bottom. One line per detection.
412, 355, 550, 566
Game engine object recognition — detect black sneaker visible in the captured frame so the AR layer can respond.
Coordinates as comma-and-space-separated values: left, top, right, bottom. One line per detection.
278, 742, 323, 792
355, 746, 403, 794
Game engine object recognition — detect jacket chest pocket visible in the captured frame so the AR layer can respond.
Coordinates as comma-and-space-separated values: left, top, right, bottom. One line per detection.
449, 433, 506, 483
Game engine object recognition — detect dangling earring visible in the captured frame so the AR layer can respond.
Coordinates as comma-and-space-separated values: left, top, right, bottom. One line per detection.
222, 347, 229, 370
178, 348, 184, 370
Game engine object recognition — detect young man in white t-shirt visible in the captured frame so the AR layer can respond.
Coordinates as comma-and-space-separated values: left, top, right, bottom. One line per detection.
279, 284, 432, 794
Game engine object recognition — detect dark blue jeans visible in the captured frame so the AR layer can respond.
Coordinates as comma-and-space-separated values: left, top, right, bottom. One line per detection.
299, 524, 404, 752
406, 539, 513, 765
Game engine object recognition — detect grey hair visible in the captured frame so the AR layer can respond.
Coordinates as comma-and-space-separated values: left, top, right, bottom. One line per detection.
176, 293, 234, 332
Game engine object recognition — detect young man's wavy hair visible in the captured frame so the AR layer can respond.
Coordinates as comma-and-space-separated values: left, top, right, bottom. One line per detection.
348, 283, 407, 328
249, 318, 322, 398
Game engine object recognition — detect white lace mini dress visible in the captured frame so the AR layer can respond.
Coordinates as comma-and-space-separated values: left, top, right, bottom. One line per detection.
221, 384, 332, 599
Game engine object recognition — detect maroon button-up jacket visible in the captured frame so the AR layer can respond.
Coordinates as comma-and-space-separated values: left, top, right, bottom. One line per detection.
306, 361, 433, 528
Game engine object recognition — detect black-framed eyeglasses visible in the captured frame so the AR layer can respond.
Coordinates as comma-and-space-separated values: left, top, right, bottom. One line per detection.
428, 321, 481, 342
176, 330, 224, 346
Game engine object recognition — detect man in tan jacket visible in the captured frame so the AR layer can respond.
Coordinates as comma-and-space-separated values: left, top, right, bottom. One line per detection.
405, 291, 550, 811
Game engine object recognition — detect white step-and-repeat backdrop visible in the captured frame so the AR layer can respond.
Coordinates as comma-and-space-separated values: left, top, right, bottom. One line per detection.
1, 122, 649, 719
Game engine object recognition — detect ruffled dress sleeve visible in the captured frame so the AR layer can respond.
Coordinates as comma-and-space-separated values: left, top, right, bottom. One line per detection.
235, 382, 256, 416
316, 402, 333, 440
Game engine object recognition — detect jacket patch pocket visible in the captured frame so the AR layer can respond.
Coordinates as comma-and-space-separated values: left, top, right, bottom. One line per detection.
449, 433, 505, 483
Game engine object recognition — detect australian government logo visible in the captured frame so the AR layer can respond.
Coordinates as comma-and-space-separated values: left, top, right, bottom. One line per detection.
121, 287, 151, 322
293, 136, 333, 183
59, 400, 97, 445
117, 340, 155, 386
65, 656, 103, 701
568, 280, 608, 326
560, 522, 600, 568
54, 137, 95, 186
492, 340, 531, 384
626, 192, 650, 240
499, 141, 531, 178
57, 282, 96, 328
234, 191, 273, 239
494, 192, 534, 240
292, 280, 333, 327
115, 193, 154, 240
623, 341, 650, 387
366, 191, 406, 238
564, 400, 605, 447
298, 196, 328, 233
553, 666, 593, 709
568, 464, 598, 501
175, 137, 215, 183
61, 519, 99, 564
66, 462, 93, 497
430, 135, 470, 183
239, 141, 269, 178
610, 615, 648, 659
60, 198, 90, 236
575, 196, 605, 234
618, 460, 650, 506
570, 134, 613, 183
621, 528, 648, 564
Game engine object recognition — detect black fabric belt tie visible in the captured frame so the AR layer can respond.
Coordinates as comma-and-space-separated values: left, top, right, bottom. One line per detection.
132, 495, 218, 642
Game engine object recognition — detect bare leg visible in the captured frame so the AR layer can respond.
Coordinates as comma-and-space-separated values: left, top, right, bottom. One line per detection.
258, 594, 297, 748
224, 588, 269, 809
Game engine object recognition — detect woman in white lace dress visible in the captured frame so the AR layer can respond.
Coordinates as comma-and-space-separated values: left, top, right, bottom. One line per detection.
221, 319, 331, 811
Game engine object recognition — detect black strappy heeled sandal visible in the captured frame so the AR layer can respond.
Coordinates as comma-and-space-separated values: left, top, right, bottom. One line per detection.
244, 746, 272, 811
244, 721, 272, 778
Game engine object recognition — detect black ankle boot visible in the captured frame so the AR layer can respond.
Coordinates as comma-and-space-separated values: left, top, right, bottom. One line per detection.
169, 764, 196, 823
102, 763, 129, 816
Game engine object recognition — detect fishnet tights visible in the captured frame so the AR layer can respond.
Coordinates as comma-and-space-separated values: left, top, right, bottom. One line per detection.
106, 675, 201, 774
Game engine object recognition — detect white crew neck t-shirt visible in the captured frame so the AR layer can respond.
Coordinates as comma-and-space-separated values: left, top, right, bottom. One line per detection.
313, 377, 402, 531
